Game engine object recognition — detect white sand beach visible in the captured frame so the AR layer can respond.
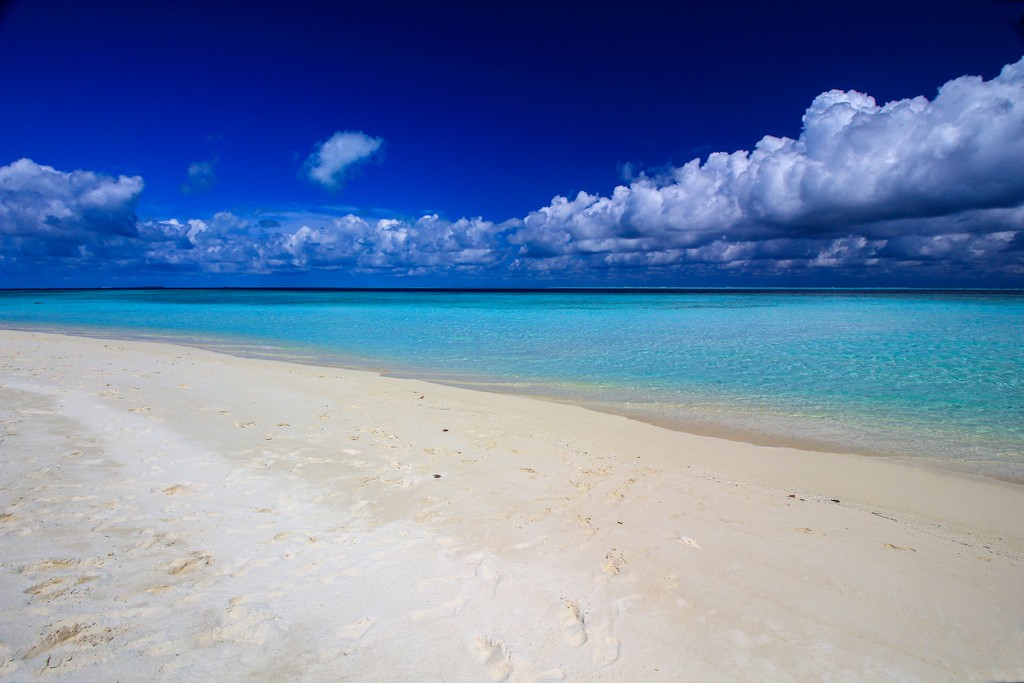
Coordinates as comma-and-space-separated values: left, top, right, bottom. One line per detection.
1, 329, 1022, 681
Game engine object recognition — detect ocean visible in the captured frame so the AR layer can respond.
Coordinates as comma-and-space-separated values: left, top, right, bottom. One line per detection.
1, 288, 1022, 480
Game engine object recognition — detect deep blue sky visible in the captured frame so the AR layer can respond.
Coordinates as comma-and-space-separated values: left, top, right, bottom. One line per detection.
1, 0, 1023, 287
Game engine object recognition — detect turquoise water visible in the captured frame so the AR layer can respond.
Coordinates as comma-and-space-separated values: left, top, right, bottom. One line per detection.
2, 289, 1022, 480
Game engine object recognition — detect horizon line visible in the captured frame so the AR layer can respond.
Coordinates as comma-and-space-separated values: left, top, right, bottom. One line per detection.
3, 286, 1024, 295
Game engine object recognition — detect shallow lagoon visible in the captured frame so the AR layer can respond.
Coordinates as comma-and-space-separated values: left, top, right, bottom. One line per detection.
2, 288, 1021, 479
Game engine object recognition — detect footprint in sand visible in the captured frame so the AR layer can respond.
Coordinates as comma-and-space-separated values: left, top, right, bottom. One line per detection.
24, 577, 68, 600
339, 616, 374, 640
461, 553, 502, 595
162, 484, 192, 496
410, 595, 469, 622
196, 603, 281, 646
569, 480, 593, 494
23, 621, 113, 660
593, 636, 621, 668
602, 549, 627, 576
21, 558, 92, 573
167, 551, 213, 575
473, 636, 514, 682
0, 646, 16, 677
337, 617, 374, 655
562, 600, 588, 647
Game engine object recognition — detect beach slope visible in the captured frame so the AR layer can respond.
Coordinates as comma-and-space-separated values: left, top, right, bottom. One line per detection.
1, 330, 1022, 681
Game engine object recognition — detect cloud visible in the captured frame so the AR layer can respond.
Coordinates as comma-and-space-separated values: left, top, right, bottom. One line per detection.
2, 57, 1024, 284
0, 156, 508, 281
145, 212, 507, 275
510, 57, 1024, 279
0, 158, 143, 237
0, 159, 144, 267
306, 131, 383, 189
181, 159, 216, 193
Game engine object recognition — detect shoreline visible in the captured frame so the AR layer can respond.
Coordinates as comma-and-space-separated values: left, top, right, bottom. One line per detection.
426, 376, 1024, 484
1, 329, 1023, 680
4, 321, 1021, 484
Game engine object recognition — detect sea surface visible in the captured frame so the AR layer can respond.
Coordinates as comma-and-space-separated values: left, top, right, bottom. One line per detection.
2, 288, 1022, 480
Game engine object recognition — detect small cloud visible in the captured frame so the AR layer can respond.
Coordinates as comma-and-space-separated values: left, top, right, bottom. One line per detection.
181, 159, 216, 194
306, 131, 383, 189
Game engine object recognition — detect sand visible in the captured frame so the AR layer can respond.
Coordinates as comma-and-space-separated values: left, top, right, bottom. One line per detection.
0, 329, 1022, 681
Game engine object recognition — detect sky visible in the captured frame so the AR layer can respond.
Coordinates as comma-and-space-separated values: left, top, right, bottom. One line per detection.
1, 0, 1024, 288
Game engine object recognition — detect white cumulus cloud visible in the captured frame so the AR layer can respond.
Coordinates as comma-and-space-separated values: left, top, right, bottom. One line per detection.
0, 159, 144, 270
511, 56, 1024, 278
0, 158, 143, 238
306, 131, 383, 189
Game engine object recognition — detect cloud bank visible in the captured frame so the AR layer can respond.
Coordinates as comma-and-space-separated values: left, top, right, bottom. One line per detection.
134, 212, 505, 277
511, 57, 1024, 278
306, 131, 383, 189
3, 58, 1024, 284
